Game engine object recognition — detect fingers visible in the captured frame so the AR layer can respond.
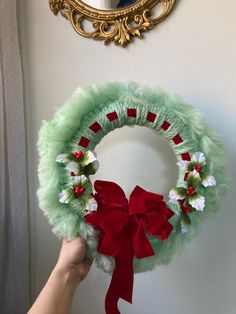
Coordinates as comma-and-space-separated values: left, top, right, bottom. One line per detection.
63, 237, 86, 246
83, 258, 94, 268
83, 259, 93, 274
73, 237, 86, 248
77, 258, 94, 281
59, 237, 93, 283
62, 236, 88, 263
63, 238, 69, 244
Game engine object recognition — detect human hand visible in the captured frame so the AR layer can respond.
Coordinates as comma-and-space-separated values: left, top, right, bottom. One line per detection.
28, 237, 92, 314
54, 237, 93, 287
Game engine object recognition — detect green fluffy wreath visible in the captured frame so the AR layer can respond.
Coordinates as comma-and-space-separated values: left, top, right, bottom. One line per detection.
38, 82, 227, 273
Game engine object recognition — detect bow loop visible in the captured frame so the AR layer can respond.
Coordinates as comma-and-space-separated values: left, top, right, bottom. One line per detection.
84, 180, 174, 314
94, 180, 128, 209
132, 221, 155, 259
128, 194, 147, 215
100, 210, 129, 238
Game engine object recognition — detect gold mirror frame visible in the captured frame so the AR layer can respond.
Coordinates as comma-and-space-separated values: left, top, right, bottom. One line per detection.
49, 0, 176, 47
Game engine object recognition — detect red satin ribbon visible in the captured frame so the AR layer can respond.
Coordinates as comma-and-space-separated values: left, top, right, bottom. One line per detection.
84, 180, 174, 314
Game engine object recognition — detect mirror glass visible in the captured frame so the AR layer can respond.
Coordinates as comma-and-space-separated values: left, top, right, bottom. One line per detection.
82, 0, 138, 10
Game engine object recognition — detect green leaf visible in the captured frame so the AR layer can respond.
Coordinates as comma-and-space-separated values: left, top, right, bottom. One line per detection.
187, 171, 202, 187
180, 213, 191, 233
84, 182, 93, 195
186, 161, 198, 172
182, 213, 191, 225
174, 187, 186, 198
81, 151, 97, 167
83, 160, 99, 175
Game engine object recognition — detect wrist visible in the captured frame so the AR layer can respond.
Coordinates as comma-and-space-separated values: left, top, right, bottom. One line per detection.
52, 263, 81, 290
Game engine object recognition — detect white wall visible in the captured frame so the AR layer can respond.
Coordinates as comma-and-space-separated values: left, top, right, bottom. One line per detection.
18, 1, 236, 313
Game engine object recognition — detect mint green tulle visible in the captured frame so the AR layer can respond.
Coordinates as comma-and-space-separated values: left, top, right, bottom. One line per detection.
38, 82, 227, 273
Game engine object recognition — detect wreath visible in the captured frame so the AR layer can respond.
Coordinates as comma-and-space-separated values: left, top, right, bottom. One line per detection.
38, 83, 226, 314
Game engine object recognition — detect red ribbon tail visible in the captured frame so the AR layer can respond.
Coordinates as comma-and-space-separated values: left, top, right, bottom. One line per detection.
105, 231, 134, 314
105, 284, 121, 314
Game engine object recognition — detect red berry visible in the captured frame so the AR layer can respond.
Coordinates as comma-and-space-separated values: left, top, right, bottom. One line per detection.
73, 150, 83, 160
70, 172, 76, 176
182, 204, 191, 214
178, 199, 185, 205
74, 186, 85, 197
193, 165, 202, 173
186, 186, 196, 195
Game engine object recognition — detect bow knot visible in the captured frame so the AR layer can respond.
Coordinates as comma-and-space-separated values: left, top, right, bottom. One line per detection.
84, 180, 174, 314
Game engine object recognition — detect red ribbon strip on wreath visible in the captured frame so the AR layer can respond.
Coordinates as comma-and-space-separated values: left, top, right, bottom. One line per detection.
84, 180, 174, 314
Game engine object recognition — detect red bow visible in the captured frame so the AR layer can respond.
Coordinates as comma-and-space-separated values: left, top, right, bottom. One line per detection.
84, 180, 174, 314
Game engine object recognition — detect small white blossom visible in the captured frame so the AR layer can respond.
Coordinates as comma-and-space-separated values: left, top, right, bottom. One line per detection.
202, 175, 216, 187
72, 175, 88, 187
59, 190, 71, 204
189, 195, 205, 211
192, 152, 206, 164
169, 189, 184, 205
86, 197, 98, 212
66, 161, 79, 173
56, 154, 70, 164
181, 223, 189, 234
177, 160, 189, 171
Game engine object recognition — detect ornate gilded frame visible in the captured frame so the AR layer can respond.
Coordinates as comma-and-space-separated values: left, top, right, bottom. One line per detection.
49, 0, 176, 47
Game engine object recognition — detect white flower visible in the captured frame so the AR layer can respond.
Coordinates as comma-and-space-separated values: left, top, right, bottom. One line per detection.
66, 161, 79, 173
85, 197, 98, 212
192, 152, 206, 164
177, 160, 189, 171
56, 154, 71, 164
72, 175, 88, 187
202, 175, 216, 187
181, 223, 189, 234
169, 189, 185, 205
59, 190, 71, 204
189, 195, 205, 211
